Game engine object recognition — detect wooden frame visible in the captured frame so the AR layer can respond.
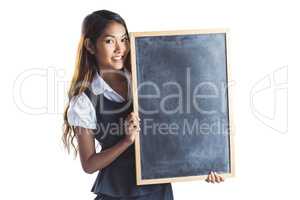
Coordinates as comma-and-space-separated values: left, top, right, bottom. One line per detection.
130, 29, 235, 185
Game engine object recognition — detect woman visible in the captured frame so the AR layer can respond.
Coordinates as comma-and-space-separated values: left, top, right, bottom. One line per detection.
62, 10, 223, 200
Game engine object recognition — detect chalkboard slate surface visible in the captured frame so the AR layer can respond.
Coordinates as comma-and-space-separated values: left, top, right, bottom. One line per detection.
130, 30, 234, 185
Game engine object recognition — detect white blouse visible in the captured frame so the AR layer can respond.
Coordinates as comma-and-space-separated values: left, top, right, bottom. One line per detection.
67, 69, 131, 129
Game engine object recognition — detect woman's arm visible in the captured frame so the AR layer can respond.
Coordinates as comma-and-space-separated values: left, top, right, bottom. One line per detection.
75, 127, 131, 174
75, 112, 140, 174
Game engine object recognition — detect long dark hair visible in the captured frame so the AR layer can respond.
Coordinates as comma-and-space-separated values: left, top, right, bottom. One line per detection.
62, 10, 130, 157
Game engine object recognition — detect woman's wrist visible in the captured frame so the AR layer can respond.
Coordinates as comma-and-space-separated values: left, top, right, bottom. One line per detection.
121, 137, 134, 147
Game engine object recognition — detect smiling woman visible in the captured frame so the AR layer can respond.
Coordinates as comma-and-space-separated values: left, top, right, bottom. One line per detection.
62, 9, 224, 200
62, 10, 174, 200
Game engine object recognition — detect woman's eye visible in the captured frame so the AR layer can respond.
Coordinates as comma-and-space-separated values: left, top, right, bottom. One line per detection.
105, 39, 114, 44
121, 37, 128, 42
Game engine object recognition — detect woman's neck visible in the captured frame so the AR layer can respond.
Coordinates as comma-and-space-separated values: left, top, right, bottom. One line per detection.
99, 67, 125, 82
98, 67, 129, 100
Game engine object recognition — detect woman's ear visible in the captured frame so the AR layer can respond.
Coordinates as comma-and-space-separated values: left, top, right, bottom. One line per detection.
84, 38, 96, 55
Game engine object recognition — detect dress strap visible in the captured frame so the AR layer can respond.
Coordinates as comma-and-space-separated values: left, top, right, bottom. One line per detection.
83, 88, 98, 109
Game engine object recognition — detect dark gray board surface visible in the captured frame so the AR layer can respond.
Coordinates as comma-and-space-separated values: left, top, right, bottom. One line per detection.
133, 33, 232, 181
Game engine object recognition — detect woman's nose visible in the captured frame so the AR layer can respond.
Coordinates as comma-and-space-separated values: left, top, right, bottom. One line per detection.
114, 41, 125, 54
114, 42, 121, 53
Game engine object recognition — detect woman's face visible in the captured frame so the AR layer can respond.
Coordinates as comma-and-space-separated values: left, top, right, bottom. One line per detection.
94, 21, 129, 71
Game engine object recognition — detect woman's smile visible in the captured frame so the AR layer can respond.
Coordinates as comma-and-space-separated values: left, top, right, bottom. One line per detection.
112, 55, 124, 61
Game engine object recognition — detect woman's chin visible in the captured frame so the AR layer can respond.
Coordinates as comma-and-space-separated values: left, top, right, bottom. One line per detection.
111, 63, 125, 70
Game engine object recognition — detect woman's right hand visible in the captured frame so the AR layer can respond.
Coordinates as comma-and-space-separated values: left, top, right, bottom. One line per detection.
124, 112, 141, 145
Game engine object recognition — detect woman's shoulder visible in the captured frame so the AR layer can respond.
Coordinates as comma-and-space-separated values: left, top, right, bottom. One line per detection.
69, 92, 91, 109
67, 92, 97, 129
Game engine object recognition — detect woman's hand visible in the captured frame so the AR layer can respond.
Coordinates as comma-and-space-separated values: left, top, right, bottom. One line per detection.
205, 171, 225, 183
124, 112, 140, 145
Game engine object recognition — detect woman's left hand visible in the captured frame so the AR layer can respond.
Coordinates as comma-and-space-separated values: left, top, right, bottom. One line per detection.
205, 171, 224, 183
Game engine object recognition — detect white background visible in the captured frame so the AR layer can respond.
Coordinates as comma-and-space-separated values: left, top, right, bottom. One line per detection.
0, 0, 299, 199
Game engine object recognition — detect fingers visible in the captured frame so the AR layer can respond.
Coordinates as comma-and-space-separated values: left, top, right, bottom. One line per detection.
127, 112, 140, 121
205, 171, 224, 184
127, 121, 140, 132
210, 171, 216, 183
214, 172, 220, 183
205, 172, 211, 183
125, 112, 141, 133
126, 113, 140, 126
219, 173, 225, 182
205, 171, 213, 183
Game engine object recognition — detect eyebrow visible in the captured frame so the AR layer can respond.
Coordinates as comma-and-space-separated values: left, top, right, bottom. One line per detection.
103, 33, 127, 38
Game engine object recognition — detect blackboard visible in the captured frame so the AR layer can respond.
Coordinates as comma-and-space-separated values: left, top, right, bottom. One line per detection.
130, 29, 235, 185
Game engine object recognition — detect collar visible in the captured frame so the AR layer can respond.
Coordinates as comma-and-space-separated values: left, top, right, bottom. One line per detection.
91, 68, 131, 96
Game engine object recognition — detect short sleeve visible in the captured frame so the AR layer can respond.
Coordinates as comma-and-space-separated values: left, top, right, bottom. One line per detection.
67, 92, 97, 129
